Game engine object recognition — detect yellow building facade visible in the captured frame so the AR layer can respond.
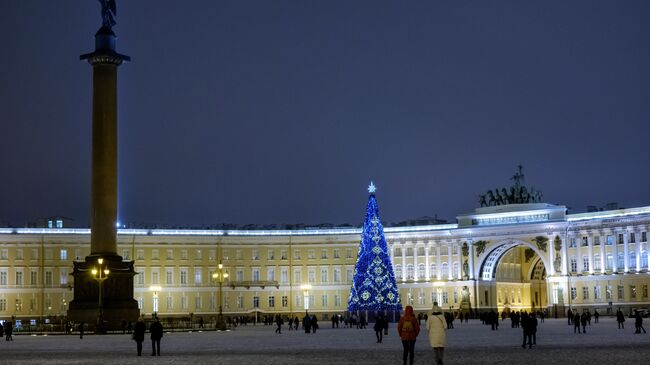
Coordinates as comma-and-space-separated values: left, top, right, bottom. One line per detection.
1, 203, 649, 327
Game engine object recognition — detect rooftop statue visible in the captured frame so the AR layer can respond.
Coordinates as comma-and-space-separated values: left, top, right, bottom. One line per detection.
479, 166, 543, 207
98, 0, 117, 28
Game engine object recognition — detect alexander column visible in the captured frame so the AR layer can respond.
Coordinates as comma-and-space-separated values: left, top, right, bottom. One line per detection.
68, 0, 139, 331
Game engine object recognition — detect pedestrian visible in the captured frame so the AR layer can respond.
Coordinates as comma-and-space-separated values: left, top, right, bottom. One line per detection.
521, 312, 532, 348
567, 308, 573, 325
294, 316, 299, 330
150, 316, 164, 356
275, 314, 283, 334
573, 313, 581, 333
303, 311, 311, 334
594, 309, 599, 323
616, 309, 625, 329
198, 317, 204, 329
580, 313, 588, 334
133, 317, 146, 356
398, 305, 420, 365
0, 321, 4, 339
78, 322, 84, 339
4, 321, 12, 341
426, 302, 447, 365
635, 311, 646, 334
530, 313, 538, 345
122, 320, 127, 334
311, 314, 318, 333
374, 314, 385, 343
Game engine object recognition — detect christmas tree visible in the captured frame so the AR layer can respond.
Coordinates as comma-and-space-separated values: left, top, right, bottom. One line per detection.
348, 182, 402, 312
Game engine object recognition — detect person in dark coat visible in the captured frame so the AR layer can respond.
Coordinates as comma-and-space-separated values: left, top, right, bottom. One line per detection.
635, 311, 646, 334
374, 314, 385, 343
149, 316, 164, 356
133, 317, 147, 356
311, 315, 318, 333
4, 321, 12, 341
616, 309, 625, 329
303, 312, 311, 333
580, 313, 588, 334
573, 313, 581, 333
521, 312, 532, 349
275, 314, 283, 334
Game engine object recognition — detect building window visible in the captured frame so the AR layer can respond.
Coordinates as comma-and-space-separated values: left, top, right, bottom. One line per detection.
253, 296, 259, 308
294, 249, 301, 260
268, 296, 275, 308
59, 268, 67, 285
594, 286, 601, 300
417, 247, 425, 256
346, 248, 353, 259
582, 256, 589, 272
15, 249, 23, 260
630, 252, 637, 268
642, 252, 649, 268
237, 295, 244, 309
606, 236, 614, 245
334, 295, 341, 307
15, 271, 23, 286
136, 250, 144, 260
308, 250, 315, 259
267, 249, 274, 260
569, 239, 576, 248
630, 233, 636, 243
642, 232, 647, 242
406, 264, 414, 280
582, 286, 589, 300
295, 295, 302, 308
321, 249, 328, 259
333, 249, 340, 258
235, 249, 242, 260
281, 250, 287, 260
606, 285, 612, 300
406, 247, 414, 257
45, 271, 53, 286
333, 267, 341, 283
617, 285, 624, 299
165, 269, 173, 285
570, 257, 577, 273
320, 268, 328, 283
630, 285, 637, 299
0, 299, 5, 311
594, 254, 601, 271
452, 262, 459, 279
181, 296, 188, 310
417, 264, 425, 280
582, 237, 588, 247
442, 291, 449, 304
281, 296, 288, 307
570, 287, 577, 301
30, 271, 37, 286
195, 296, 202, 310
252, 249, 259, 261
180, 268, 188, 285
308, 268, 316, 283
441, 263, 448, 278
394, 265, 402, 280
617, 254, 625, 269
194, 268, 202, 285
252, 268, 260, 282
322, 295, 328, 307
122, 249, 130, 260
151, 249, 159, 260
606, 254, 613, 270
166, 250, 174, 260
236, 268, 244, 282
618, 234, 624, 245
59, 249, 67, 260
280, 267, 288, 284
166, 296, 173, 310
293, 269, 301, 284
195, 249, 202, 260
594, 236, 600, 246
267, 267, 275, 282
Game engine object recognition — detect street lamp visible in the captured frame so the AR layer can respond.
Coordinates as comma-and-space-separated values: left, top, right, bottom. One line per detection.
91, 258, 110, 332
150, 285, 161, 315
212, 261, 229, 330
300, 284, 312, 311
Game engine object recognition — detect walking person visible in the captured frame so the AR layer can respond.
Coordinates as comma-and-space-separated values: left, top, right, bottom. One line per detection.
4, 321, 13, 341
150, 316, 164, 356
133, 317, 146, 356
616, 309, 625, 329
521, 312, 532, 348
426, 302, 447, 365
78, 322, 84, 339
594, 309, 599, 323
580, 313, 588, 334
374, 314, 385, 343
275, 314, 283, 334
635, 311, 646, 334
573, 313, 581, 333
303, 312, 311, 334
398, 305, 420, 365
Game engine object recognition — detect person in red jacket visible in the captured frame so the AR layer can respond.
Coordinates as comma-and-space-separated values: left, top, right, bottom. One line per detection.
398, 306, 421, 365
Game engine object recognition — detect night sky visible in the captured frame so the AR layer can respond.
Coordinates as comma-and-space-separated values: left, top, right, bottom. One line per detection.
1, 1, 649, 228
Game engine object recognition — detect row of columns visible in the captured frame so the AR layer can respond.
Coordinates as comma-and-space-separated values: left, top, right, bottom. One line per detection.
391, 241, 464, 281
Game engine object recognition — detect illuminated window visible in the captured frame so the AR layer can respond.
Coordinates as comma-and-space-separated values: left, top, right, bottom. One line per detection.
333, 249, 340, 258
321, 249, 328, 259
267, 249, 274, 260
281, 296, 288, 307
320, 268, 328, 283
268, 296, 275, 308
281, 250, 287, 260
594, 286, 601, 300
582, 286, 589, 300
308, 250, 315, 259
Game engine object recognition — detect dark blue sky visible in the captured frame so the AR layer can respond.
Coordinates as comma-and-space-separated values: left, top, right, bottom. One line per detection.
1, 1, 649, 227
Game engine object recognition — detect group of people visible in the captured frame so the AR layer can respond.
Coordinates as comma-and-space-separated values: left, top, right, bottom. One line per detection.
0, 321, 13, 341
131, 316, 164, 356
397, 303, 447, 365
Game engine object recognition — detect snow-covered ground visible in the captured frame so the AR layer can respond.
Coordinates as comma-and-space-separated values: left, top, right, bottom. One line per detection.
2, 317, 648, 364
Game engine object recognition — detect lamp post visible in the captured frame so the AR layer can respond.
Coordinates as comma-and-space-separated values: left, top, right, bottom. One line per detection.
212, 261, 229, 330
91, 258, 110, 332
150, 285, 161, 316
300, 284, 312, 311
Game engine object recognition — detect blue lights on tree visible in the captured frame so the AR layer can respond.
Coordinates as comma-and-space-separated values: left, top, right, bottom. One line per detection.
348, 182, 401, 312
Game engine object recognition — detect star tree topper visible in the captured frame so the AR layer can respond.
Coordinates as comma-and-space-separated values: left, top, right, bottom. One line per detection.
368, 182, 377, 194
